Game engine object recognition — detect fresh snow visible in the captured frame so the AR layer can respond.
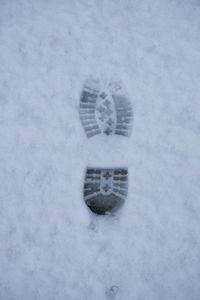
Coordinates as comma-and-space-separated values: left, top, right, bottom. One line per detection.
0, 0, 200, 299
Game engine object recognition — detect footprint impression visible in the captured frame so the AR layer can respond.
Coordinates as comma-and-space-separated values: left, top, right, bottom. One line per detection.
80, 78, 133, 138
80, 77, 132, 215
84, 168, 128, 215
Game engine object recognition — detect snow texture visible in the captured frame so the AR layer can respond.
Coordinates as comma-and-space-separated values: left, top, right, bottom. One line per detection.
0, 0, 200, 299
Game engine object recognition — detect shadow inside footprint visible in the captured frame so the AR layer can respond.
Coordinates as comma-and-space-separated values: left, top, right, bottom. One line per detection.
106, 285, 119, 299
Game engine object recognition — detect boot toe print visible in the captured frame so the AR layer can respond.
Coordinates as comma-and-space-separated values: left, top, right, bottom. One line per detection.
80, 78, 133, 138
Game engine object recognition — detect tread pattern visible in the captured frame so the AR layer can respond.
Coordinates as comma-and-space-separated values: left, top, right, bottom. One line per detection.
84, 167, 128, 215
80, 78, 133, 138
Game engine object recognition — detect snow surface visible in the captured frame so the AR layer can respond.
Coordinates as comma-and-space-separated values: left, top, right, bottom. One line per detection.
0, 0, 200, 299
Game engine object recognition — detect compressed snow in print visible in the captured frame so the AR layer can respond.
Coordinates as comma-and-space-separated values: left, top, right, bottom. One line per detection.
80, 78, 133, 138
84, 167, 128, 215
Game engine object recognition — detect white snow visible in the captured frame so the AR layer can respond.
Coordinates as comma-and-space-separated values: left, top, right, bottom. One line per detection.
0, 0, 200, 299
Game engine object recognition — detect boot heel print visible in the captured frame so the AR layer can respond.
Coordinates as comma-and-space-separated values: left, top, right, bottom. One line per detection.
80, 78, 133, 138
84, 168, 128, 215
